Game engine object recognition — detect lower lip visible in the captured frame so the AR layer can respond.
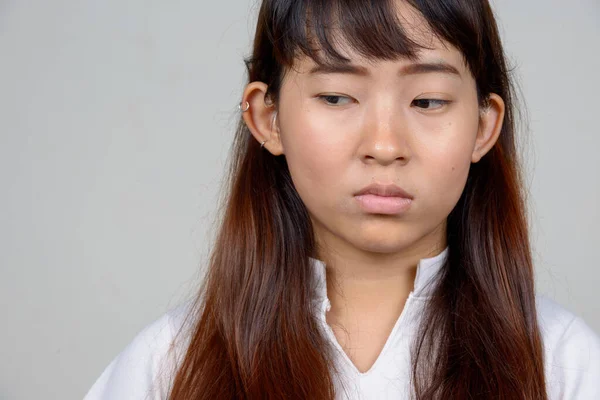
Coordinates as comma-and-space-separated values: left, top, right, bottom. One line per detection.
355, 194, 413, 215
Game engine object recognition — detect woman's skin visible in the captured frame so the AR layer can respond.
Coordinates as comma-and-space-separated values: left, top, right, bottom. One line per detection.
242, 3, 504, 373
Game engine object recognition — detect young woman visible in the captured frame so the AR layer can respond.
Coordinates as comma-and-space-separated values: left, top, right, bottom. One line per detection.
85, 0, 600, 399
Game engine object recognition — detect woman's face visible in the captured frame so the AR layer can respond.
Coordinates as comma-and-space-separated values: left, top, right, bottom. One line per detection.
244, 9, 504, 260
277, 42, 481, 257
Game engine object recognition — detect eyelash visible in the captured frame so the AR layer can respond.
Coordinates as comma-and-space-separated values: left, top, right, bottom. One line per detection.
317, 95, 451, 110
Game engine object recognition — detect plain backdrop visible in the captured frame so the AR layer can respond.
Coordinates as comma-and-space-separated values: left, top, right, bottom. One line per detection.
0, 1, 598, 399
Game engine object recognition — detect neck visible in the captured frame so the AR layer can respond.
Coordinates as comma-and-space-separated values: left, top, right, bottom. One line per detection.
324, 246, 446, 318
315, 227, 447, 324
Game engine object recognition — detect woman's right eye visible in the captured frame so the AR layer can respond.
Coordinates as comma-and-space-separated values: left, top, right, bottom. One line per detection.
317, 94, 353, 106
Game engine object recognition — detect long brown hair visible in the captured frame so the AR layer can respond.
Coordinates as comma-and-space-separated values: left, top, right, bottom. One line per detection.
167, 0, 547, 398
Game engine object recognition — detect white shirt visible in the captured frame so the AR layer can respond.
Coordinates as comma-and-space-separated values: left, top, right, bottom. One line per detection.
84, 248, 600, 399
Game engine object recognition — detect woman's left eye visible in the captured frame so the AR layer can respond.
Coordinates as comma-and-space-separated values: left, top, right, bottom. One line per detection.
317, 95, 353, 106
412, 99, 451, 110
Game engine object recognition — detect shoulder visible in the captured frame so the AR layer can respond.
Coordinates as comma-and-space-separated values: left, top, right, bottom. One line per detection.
535, 293, 600, 399
83, 299, 194, 400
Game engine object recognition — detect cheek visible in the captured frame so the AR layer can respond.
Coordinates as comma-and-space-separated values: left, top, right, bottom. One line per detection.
431, 152, 471, 199
417, 121, 477, 208
279, 112, 348, 208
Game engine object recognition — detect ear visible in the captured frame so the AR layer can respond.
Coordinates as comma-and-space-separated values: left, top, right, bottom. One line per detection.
241, 82, 284, 156
471, 93, 505, 163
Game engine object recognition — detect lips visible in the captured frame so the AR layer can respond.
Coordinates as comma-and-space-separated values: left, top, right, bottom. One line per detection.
354, 183, 413, 199
353, 183, 413, 215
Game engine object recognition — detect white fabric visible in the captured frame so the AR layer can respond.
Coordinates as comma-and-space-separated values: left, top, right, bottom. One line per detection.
84, 248, 600, 399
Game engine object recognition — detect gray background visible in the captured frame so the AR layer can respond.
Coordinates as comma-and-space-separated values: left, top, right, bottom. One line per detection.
0, 1, 598, 399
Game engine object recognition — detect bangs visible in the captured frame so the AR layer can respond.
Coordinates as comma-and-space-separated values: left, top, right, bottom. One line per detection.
270, 0, 438, 68
254, 0, 488, 104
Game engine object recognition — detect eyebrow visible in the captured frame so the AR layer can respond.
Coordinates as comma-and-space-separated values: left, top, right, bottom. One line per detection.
308, 61, 462, 79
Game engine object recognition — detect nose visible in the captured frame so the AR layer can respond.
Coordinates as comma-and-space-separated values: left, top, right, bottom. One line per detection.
359, 101, 411, 167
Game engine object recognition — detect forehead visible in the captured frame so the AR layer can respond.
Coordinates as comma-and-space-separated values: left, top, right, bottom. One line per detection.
288, 42, 469, 84
293, 46, 467, 78
289, 1, 469, 79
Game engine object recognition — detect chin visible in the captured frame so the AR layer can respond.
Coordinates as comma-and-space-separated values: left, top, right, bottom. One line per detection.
352, 235, 414, 254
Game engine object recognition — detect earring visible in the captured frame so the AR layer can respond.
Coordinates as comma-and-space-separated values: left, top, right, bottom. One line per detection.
239, 101, 250, 112
270, 111, 278, 131
260, 140, 267, 148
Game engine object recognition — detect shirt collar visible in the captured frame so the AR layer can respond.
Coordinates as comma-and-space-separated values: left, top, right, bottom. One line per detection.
309, 246, 449, 312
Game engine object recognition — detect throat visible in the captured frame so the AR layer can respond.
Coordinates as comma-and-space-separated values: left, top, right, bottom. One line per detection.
325, 295, 410, 374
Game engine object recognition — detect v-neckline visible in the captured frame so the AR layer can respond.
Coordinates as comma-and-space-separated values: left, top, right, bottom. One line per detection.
309, 247, 449, 376
321, 293, 415, 377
